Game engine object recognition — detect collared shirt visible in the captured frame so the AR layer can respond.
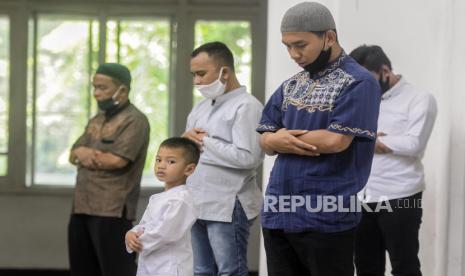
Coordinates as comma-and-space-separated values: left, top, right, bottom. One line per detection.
257, 51, 381, 233
361, 77, 437, 203
128, 185, 197, 276
186, 86, 264, 222
72, 102, 150, 220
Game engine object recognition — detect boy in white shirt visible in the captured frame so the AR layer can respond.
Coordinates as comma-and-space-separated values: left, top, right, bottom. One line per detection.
125, 137, 200, 276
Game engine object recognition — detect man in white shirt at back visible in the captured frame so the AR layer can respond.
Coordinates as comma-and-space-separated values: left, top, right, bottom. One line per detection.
350, 45, 437, 276
183, 41, 264, 276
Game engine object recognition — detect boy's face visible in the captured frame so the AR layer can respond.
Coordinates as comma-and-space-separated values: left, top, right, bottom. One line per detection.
154, 146, 196, 188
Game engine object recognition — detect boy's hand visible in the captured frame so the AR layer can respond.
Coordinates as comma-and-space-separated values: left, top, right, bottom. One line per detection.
125, 230, 144, 253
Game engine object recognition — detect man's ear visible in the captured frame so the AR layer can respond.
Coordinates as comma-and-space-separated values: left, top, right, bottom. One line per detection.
184, 163, 196, 177
220, 66, 230, 81
115, 85, 130, 102
120, 85, 130, 95
380, 65, 392, 79
326, 30, 337, 48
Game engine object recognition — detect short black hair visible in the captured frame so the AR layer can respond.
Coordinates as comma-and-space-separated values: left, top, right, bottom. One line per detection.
159, 137, 200, 165
350, 45, 392, 72
191, 41, 235, 71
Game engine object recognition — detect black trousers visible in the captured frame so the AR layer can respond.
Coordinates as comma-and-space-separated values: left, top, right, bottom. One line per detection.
355, 192, 423, 276
262, 227, 355, 276
68, 214, 136, 276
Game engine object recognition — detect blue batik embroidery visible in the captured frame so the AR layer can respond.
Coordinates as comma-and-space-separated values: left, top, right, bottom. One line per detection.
282, 68, 355, 113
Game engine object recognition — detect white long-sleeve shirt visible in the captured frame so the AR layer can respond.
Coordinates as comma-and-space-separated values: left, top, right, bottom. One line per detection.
128, 185, 197, 276
362, 77, 437, 203
186, 86, 264, 222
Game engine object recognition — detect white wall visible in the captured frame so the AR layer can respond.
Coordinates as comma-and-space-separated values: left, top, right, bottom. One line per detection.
262, 0, 464, 275
0, 194, 150, 269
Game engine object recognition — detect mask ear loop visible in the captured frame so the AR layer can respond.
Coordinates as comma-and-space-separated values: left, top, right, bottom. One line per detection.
377, 69, 383, 82
218, 67, 226, 82
112, 86, 123, 105
321, 32, 327, 52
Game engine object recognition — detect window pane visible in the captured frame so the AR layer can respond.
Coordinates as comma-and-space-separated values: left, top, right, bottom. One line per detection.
0, 155, 6, 176
0, 16, 9, 176
193, 20, 251, 104
107, 19, 170, 187
28, 15, 98, 185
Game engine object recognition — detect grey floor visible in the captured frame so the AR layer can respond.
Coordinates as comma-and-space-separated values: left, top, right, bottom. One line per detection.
0, 270, 259, 276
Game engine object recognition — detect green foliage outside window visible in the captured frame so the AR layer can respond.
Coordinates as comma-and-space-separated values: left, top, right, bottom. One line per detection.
0, 17, 9, 176
107, 19, 170, 184
193, 21, 252, 104
28, 16, 97, 184
25, 16, 252, 186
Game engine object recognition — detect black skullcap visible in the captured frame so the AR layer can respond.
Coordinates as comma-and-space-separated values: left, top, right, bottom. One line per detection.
95, 63, 131, 89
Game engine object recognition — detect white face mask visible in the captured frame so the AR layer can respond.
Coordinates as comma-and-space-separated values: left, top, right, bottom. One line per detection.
195, 67, 226, 99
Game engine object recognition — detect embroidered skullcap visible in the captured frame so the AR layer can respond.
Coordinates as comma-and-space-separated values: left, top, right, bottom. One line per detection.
281, 2, 336, 33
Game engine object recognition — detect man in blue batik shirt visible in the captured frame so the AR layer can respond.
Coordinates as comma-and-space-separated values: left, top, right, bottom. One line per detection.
257, 2, 381, 276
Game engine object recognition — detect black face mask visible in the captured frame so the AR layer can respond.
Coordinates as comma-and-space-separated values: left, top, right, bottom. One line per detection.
304, 35, 332, 75
97, 97, 119, 111
97, 86, 122, 111
379, 73, 390, 94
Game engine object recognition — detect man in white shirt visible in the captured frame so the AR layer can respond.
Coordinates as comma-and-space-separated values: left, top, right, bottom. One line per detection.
350, 45, 437, 276
183, 41, 264, 276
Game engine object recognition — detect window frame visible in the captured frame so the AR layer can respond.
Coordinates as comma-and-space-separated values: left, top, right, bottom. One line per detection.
189, 12, 266, 103
27, 13, 102, 187
27, 13, 174, 188
0, 12, 10, 182
0, 0, 267, 195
